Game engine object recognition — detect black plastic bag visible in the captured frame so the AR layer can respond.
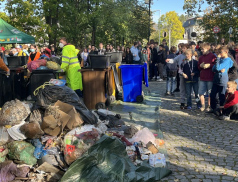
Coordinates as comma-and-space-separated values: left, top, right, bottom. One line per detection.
50, 56, 62, 65
36, 85, 98, 125
60, 135, 172, 182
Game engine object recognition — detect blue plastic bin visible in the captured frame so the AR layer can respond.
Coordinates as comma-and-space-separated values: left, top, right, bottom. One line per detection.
119, 63, 149, 102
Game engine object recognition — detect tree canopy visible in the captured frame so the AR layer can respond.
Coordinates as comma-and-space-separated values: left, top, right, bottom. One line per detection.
0, 0, 151, 47
183, 0, 238, 43
151, 11, 185, 46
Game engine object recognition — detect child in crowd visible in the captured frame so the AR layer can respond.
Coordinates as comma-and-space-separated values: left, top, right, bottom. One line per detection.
166, 44, 188, 109
198, 43, 217, 112
165, 46, 177, 96
209, 46, 234, 114
182, 49, 201, 109
219, 81, 238, 120
157, 45, 166, 81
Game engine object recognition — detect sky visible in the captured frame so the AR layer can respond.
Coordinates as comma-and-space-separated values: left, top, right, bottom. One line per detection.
150, 0, 209, 23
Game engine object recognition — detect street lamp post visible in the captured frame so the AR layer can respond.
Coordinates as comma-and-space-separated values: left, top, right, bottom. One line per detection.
145, 0, 152, 42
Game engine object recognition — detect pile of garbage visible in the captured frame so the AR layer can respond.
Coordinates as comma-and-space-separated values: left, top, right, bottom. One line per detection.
0, 84, 171, 182
27, 57, 61, 72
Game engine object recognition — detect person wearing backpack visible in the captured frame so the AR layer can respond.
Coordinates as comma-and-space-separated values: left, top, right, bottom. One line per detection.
165, 46, 177, 96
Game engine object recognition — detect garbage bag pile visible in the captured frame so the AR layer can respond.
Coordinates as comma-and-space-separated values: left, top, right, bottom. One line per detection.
27, 58, 61, 72
0, 85, 171, 182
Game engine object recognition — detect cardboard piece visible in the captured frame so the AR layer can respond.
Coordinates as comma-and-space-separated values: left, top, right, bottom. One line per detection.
146, 141, 159, 154
41, 110, 71, 136
54, 101, 83, 129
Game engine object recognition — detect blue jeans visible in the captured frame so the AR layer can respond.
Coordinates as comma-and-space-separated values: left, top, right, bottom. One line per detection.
166, 77, 176, 93
210, 84, 226, 110
133, 60, 141, 64
198, 81, 213, 95
185, 81, 200, 107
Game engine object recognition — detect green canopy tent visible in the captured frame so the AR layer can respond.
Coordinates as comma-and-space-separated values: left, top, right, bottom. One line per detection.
0, 18, 35, 44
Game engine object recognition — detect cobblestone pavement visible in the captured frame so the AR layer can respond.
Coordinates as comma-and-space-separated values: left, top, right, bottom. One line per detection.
146, 81, 238, 182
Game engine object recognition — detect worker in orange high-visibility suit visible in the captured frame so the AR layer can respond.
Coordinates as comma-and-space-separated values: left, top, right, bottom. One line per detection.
59, 37, 83, 97
28, 44, 41, 63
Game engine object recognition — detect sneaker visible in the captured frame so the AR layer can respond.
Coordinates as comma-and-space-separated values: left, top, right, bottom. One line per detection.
205, 106, 211, 112
186, 106, 192, 110
206, 109, 214, 113
218, 115, 230, 121
171, 92, 175, 96
165, 92, 170, 96
157, 76, 160, 79
180, 103, 185, 109
174, 88, 180, 92
157, 79, 163, 82
200, 105, 205, 111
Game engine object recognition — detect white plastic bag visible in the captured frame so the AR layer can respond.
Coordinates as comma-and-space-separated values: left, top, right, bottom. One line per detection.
0, 127, 9, 145
131, 127, 155, 145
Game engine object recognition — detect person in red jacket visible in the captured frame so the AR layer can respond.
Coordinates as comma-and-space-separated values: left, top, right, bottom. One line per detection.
198, 43, 217, 112
219, 81, 238, 120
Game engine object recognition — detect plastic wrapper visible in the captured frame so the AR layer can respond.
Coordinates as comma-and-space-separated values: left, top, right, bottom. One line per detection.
49, 79, 66, 86
61, 135, 172, 182
36, 85, 98, 125
46, 61, 61, 70
0, 100, 31, 126
149, 153, 166, 167
7, 141, 37, 165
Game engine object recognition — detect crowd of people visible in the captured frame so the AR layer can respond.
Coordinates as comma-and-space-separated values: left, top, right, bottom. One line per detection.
0, 44, 57, 74
1, 38, 238, 121
161, 40, 238, 122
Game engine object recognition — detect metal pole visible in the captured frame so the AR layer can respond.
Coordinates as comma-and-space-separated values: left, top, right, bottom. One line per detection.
158, 10, 161, 45
148, 0, 151, 42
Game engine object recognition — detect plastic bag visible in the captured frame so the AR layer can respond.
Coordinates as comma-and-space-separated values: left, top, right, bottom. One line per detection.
0, 127, 9, 145
46, 61, 61, 70
7, 121, 26, 140
0, 146, 8, 163
36, 85, 98, 125
64, 125, 100, 165
131, 127, 155, 146
27, 59, 47, 72
50, 56, 62, 65
31, 139, 47, 159
0, 100, 31, 126
61, 135, 172, 182
0, 161, 30, 182
7, 141, 37, 165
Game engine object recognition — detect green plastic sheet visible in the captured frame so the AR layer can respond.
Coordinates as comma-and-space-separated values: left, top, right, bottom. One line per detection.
61, 135, 172, 182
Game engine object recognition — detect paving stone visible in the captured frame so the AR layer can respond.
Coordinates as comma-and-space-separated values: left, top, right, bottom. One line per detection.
145, 82, 238, 181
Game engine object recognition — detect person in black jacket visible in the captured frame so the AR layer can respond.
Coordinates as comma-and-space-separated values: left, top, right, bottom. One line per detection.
157, 45, 166, 81
182, 49, 201, 109
149, 43, 158, 81
125, 47, 133, 64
